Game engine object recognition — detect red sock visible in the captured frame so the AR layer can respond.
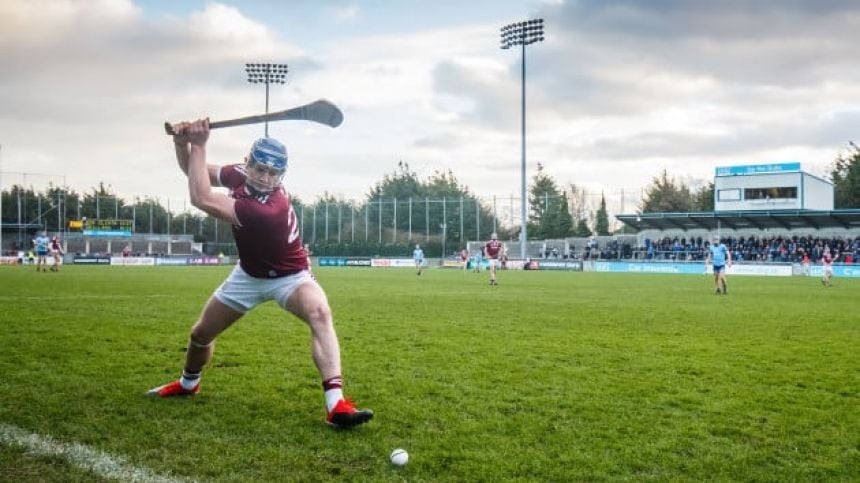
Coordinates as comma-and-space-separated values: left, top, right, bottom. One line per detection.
323, 376, 343, 391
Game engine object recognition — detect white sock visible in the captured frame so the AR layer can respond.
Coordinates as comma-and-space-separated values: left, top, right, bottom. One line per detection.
180, 370, 200, 390
325, 388, 343, 412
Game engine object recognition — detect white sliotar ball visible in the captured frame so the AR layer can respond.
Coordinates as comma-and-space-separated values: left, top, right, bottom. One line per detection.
390, 448, 408, 466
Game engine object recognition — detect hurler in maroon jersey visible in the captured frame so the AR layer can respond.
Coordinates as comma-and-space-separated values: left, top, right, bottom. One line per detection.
49, 235, 64, 272
821, 247, 835, 287
484, 232, 504, 286
147, 118, 372, 429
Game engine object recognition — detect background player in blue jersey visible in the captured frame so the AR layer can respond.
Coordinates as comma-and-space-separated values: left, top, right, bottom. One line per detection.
413, 244, 424, 276
33, 230, 50, 272
706, 235, 732, 294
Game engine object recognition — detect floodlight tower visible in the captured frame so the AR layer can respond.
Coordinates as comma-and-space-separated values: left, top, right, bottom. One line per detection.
501, 18, 544, 260
0, 144, 3, 253
245, 63, 288, 136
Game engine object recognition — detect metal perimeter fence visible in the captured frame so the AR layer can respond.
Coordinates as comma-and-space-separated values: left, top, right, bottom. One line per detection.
2, 191, 640, 257
1, 170, 641, 257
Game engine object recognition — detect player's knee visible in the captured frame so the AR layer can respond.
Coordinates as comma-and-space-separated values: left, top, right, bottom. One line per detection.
305, 302, 333, 327
189, 326, 215, 348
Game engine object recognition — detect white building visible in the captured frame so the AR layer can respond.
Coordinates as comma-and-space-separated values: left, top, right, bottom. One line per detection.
714, 163, 833, 212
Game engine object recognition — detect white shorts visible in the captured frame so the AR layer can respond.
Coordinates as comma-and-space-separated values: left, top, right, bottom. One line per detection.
487, 258, 499, 268
214, 264, 316, 314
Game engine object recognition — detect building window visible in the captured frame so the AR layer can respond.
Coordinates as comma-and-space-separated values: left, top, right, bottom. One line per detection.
717, 189, 741, 201
744, 187, 798, 200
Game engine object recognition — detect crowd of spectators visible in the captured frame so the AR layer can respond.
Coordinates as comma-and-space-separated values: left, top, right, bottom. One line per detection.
585, 237, 631, 260
557, 237, 634, 260
638, 234, 860, 263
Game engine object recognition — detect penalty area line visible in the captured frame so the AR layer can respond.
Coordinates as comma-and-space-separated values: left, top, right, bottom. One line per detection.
0, 423, 193, 483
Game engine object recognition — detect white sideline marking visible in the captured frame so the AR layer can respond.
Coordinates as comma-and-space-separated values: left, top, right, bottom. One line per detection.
0, 294, 177, 301
0, 423, 193, 483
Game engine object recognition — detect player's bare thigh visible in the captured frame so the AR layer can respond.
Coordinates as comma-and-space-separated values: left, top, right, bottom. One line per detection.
284, 279, 331, 325
191, 296, 244, 343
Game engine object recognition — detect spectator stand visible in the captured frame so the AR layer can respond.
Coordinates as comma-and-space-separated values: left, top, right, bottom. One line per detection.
614, 210, 860, 265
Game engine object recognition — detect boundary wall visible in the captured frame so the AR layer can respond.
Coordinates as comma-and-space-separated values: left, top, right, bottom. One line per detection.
4, 255, 856, 278
315, 256, 860, 278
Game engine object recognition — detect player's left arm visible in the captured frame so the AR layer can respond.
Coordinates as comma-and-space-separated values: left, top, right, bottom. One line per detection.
183, 119, 239, 225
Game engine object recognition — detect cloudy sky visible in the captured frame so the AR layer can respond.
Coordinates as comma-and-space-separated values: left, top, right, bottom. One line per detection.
1, 0, 859, 218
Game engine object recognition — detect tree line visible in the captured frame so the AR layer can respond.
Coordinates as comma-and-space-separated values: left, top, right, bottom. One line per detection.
637, 143, 860, 213
2, 143, 858, 253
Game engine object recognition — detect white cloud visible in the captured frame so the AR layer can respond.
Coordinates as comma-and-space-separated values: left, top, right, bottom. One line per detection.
0, 1, 308, 205
1, 0, 859, 220
0, 0, 139, 44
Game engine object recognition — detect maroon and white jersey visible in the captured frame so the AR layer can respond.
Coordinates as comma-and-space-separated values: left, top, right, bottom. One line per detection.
484, 240, 503, 259
460, 249, 468, 261
822, 253, 833, 267
50, 238, 61, 251
220, 164, 309, 278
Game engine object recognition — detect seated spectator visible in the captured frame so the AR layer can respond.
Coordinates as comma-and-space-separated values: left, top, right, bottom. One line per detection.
623, 234, 858, 263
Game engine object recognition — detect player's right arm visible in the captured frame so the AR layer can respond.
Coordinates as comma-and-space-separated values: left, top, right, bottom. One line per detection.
179, 119, 239, 225
173, 123, 222, 186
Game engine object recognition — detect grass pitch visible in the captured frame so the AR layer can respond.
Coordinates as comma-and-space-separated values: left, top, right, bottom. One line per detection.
0, 265, 857, 481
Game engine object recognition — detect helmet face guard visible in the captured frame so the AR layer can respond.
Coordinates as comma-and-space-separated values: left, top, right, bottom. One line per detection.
245, 137, 287, 193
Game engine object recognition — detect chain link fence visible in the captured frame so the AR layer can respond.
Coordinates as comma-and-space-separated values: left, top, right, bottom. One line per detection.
1, 171, 643, 257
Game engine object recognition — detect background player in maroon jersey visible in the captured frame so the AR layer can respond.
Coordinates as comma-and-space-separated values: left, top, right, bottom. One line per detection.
49, 235, 64, 272
821, 247, 835, 287
147, 118, 372, 429
484, 232, 503, 286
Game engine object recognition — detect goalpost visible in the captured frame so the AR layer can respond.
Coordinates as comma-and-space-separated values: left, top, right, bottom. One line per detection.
0, 150, 69, 256
1, 144, 3, 255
